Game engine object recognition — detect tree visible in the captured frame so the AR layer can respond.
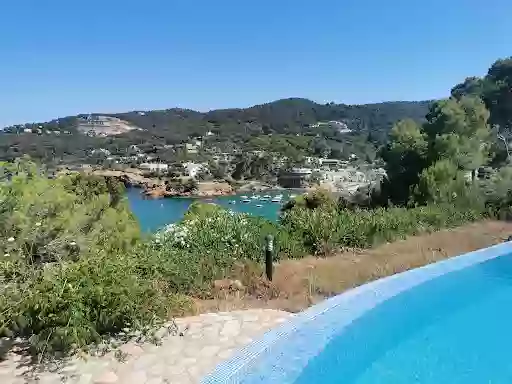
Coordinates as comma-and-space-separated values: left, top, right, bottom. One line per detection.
413, 160, 464, 205
0, 159, 140, 265
451, 76, 488, 100
451, 57, 512, 163
424, 96, 491, 179
381, 119, 428, 205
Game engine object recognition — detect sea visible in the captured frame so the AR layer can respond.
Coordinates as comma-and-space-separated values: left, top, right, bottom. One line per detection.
126, 187, 297, 232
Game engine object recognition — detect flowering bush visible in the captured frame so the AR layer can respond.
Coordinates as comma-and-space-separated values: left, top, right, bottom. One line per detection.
0, 160, 192, 356
146, 203, 306, 294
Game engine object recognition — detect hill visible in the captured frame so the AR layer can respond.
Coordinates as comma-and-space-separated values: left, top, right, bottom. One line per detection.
111, 98, 431, 142
0, 98, 432, 164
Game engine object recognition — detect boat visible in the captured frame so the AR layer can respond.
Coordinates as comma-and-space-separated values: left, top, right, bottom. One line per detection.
251, 195, 260, 199
229, 200, 236, 204
256, 204, 263, 208
262, 195, 271, 200
241, 199, 251, 203
240, 195, 249, 199
271, 196, 282, 203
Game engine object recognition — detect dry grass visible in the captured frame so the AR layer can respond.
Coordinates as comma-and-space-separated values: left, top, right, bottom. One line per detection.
196, 220, 512, 314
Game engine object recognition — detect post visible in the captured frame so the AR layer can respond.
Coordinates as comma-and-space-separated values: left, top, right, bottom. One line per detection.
265, 234, 274, 281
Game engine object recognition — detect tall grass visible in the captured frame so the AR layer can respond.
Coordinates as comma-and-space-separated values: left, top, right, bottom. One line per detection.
281, 203, 484, 255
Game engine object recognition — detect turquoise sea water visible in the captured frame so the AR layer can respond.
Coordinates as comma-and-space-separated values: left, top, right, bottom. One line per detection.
295, 253, 512, 383
126, 188, 295, 232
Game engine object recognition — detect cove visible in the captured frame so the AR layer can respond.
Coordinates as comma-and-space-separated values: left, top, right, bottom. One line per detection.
126, 187, 296, 232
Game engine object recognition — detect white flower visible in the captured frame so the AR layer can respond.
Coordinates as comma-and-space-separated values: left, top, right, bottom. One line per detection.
69, 241, 77, 246
3, 253, 9, 257
7, 237, 14, 243
35, 222, 42, 227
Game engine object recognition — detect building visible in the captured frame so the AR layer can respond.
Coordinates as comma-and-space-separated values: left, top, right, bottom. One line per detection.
183, 162, 205, 178
322, 169, 366, 184
139, 163, 169, 172
320, 158, 341, 170
185, 143, 199, 154
90, 148, 111, 157
278, 168, 312, 188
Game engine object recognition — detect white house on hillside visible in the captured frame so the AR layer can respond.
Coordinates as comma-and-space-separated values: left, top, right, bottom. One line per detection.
140, 163, 169, 172
183, 162, 204, 178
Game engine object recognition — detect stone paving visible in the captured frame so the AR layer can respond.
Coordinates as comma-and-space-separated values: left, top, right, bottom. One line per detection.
0, 309, 293, 384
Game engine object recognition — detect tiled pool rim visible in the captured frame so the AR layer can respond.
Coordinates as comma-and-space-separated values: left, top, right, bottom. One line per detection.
202, 241, 512, 383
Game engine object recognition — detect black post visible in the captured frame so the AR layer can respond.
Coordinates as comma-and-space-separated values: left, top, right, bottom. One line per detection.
265, 234, 274, 281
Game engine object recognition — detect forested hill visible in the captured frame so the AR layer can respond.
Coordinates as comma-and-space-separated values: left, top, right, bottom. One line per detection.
111, 98, 432, 142
1, 98, 432, 164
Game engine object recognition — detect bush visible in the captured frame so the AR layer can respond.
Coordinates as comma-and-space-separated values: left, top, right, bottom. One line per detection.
480, 167, 512, 219
153, 204, 305, 294
281, 203, 485, 255
0, 251, 192, 354
0, 161, 192, 355
281, 187, 336, 212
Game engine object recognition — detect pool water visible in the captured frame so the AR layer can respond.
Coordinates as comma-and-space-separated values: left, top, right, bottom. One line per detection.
295, 253, 512, 383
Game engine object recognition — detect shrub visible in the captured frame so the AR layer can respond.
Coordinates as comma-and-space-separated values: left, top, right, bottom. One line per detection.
0, 161, 192, 355
282, 203, 485, 254
281, 187, 336, 212
154, 204, 305, 294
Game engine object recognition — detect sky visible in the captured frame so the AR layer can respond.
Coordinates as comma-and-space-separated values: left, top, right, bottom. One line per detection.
1, 0, 511, 127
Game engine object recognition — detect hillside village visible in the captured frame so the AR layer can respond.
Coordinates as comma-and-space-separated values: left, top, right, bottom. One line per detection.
77, 123, 385, 197
1, 102, 398, 197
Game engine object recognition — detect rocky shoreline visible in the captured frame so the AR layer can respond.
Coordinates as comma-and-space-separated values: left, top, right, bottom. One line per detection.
87, 169, 288, 199
89, 169, 236, 199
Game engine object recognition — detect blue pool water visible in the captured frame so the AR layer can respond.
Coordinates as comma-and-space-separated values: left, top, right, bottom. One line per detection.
126, 188, 294, 232
294, 253, 512, 383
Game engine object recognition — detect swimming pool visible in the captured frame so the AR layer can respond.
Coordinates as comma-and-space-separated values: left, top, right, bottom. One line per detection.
203, 242, 512, 383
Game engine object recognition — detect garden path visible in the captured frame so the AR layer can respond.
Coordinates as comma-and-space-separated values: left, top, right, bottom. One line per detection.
0, 309, 292, 384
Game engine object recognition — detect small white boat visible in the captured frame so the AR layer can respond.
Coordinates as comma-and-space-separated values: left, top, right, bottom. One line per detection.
240, 195, 249, 199
241, 199, 251, 203
229, 200, 236, 204
271, 196, 282, 203
251, 195, 260, 199
256, 204, 263, 208
262, 195, 271, 200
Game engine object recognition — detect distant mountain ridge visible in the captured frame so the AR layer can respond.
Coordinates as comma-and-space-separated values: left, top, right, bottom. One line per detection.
109, 98, 432, 142
4, 98, 432, 141
0, 98, 432, 164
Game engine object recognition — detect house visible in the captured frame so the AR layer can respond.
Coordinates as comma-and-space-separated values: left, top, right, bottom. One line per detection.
183, 162, 204, 178
322, 169, 367, 184
90, 148, 111, 157
278, 168, 313, 188
139, 163, 169, 172
185, 143, 199, 154
320, 158, 341, 170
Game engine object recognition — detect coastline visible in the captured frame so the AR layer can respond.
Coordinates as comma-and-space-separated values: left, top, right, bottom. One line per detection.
89, 169, 285, 199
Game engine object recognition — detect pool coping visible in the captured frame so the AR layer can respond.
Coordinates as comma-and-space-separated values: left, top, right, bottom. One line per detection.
202, 241, 512, 383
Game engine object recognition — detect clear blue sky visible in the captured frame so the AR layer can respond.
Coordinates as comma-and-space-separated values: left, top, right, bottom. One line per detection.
1, 0, 511, 127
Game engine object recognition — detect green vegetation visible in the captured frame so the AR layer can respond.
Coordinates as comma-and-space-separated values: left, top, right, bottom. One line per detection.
1, 56, 512, 360
0, 161, 192, 354
0, 98, 430, 165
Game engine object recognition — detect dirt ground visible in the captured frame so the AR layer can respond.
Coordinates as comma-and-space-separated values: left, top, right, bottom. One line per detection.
198, 220, 512, 313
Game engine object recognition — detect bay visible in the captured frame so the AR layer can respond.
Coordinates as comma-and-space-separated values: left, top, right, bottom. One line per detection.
126, 188, 297, 232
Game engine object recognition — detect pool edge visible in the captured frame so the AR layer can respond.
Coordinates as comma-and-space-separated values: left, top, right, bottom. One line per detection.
202, 241, 512, 383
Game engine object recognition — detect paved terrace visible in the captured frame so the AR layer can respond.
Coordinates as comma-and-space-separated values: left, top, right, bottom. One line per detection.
0, 309, 293, 384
